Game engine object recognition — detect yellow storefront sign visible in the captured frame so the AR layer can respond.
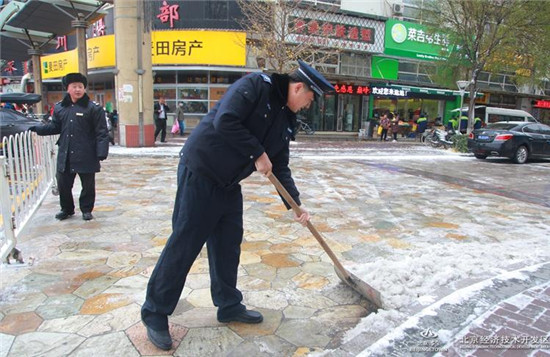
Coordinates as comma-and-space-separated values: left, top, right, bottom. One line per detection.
152, 30, 245, 66
41, 35, 116, 79
41, 50, 79, 79
41, 31, 245, 79
86, 34, 116, 69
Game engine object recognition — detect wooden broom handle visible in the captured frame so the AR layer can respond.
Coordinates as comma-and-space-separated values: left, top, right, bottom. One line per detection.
266, 173, 349, 277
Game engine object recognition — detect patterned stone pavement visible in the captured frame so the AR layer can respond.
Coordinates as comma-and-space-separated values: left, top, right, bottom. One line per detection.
1, 140, 549, 356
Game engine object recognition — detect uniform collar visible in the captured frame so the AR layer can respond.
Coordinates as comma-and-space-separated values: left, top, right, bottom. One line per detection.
270, 73, 289, 104
270, 73, 297, 140
61, 93, 90, 107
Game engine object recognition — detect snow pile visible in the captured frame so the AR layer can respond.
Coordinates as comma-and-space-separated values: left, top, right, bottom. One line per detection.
343, 237, 550, 343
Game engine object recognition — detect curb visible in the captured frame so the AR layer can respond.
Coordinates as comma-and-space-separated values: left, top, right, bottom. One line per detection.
335, 262, 550, 356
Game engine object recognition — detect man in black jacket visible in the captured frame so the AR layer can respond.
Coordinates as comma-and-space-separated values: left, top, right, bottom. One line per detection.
153, 97, 170, 142
30, 72, 109, 221
141, 60, 334, 351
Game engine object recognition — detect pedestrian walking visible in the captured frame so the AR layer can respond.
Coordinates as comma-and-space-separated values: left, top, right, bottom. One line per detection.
379, 112, 390, 141
29, 72, 109, 221
175, 102, 185, 136
154, 97, 170, 142
141, 60, 334, 351
390, 113, 399, 141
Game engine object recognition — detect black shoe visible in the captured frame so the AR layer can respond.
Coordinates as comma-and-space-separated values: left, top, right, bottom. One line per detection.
82, 212, 94, 221
218, 309, 263, 324
143, 322, 172, 351
55, 211, 74, 220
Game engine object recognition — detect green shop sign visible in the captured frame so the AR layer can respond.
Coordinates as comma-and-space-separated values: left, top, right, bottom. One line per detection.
384, 19, 451, 61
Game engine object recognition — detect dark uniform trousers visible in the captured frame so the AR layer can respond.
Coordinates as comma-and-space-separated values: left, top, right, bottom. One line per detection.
154, 118, 167, 142
142, 161, 245, 331
56, 171, 96, 214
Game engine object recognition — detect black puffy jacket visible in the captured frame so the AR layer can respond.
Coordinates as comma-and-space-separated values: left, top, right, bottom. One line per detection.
34, 93, 109, 173
180, 72, 301, 205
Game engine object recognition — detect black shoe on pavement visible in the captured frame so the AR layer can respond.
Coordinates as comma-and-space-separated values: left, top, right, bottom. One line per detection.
143, 322, 172, 351
55, 211, 74, 220
218, 309, 263, 324
82, 212, 94, 221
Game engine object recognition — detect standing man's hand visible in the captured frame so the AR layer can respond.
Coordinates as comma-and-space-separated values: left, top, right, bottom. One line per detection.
255, 152, 272, 176
294, 206, 310, 226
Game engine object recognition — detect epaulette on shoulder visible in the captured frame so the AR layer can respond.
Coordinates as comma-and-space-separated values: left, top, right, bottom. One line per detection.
260, 73, 272, 84
91, 101, 101, 107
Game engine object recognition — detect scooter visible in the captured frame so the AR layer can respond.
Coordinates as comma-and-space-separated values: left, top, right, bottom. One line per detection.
424, 127, 455, 149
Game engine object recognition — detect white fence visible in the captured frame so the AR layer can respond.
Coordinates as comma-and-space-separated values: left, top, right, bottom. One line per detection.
1, 131, 57, 262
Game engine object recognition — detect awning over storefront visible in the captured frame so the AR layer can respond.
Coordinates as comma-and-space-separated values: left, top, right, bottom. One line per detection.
5, 0, 108, 36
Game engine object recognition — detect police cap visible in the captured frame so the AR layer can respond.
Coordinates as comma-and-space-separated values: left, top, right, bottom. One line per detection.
294, 59, 335, 96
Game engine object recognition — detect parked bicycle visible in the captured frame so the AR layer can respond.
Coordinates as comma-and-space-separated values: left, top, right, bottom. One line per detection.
296, 118, 315, 135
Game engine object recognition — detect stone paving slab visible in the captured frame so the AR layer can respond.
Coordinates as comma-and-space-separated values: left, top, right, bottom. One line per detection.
1, 145, 549, 357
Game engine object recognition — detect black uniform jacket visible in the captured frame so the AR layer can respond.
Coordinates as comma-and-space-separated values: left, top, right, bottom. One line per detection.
34, 93, 109, 174
181, 72, 302, 206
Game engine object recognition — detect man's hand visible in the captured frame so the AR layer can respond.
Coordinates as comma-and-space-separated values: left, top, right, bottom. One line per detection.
254, 152, 272, 176
294, 206, 310, 227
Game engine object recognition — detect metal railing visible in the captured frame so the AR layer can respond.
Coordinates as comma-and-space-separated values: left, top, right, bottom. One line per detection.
1, 131, 58, 263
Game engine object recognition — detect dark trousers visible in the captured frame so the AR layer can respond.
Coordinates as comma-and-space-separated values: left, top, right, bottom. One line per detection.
56, 171, 96, 214
154, 118, 167, 142
380, 128, 388, 141
142, 162, 245, 330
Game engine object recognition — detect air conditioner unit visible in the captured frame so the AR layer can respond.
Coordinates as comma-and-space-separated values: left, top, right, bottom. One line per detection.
392, 3, 403, 15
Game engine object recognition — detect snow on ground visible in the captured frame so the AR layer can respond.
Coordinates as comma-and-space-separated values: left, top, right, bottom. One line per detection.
109, 142, 550, 351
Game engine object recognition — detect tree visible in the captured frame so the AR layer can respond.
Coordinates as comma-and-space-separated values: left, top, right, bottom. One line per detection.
236, 0, 341, 73
423, 0, 550, 133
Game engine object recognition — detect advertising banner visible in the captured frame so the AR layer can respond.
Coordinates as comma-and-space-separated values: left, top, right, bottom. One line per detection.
384, 19, 451, 61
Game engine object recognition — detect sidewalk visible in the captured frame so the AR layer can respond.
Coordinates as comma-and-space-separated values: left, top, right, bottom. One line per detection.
1, 143, 548, 356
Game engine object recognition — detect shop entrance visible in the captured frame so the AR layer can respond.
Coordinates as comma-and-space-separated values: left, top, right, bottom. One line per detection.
337, 95, 363, 132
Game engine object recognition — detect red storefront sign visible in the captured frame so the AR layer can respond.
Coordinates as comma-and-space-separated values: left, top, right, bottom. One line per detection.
290, 17, 375, 44
157, 0, 180, 29
533, 100, 550, 109
334, 84, 371, 95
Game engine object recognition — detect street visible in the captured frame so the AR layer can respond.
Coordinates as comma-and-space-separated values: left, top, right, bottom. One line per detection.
1, 140, 549, 356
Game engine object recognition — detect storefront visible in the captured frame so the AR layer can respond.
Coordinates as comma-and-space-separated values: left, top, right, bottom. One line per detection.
152, 67, 251, 128
370, 84, 458, 123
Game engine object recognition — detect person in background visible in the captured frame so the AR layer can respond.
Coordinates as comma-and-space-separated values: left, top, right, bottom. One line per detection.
109, 109, 118, 128
379, 111, 390, 141
154, 97, 170, 143
416, 113, 428, 139
459, 114, 469, 133
141, 59, 334, 351
175, 102, 185, 136
474, 116, 482, 129
29, 72, 109, 221
390, 113, 399, 142
448, 114, 458, 132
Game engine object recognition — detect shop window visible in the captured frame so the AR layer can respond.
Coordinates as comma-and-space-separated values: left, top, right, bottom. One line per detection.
154, 88, 176, 100
340, 53, 369, 77
154, 72, 176, 84
399, 61, 417, 73
210, 72, 241, 84
477, 72, 490, 82
179, 88, 208, 100
181, 101, 208, 114
177, 73, 208, 84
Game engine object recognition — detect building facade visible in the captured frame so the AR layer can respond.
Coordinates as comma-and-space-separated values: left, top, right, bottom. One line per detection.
2, 0, 549, 142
